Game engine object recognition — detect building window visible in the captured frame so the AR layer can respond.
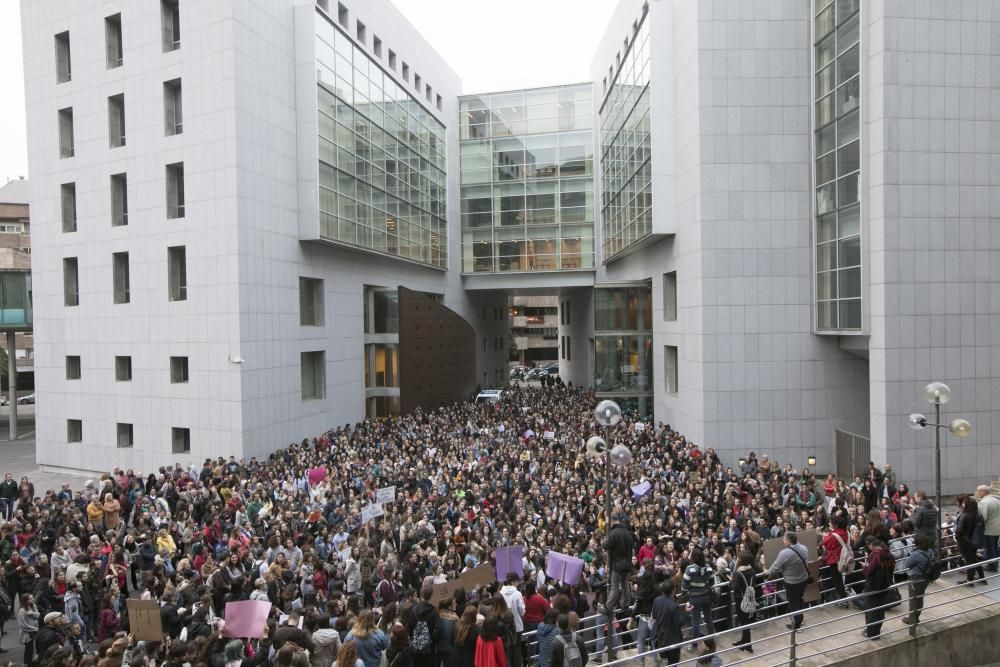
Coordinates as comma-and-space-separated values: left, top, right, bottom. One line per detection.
164, 79, 183, 135
67, 419, 82, 443
301, 351, 325, 399
113, 251, 130, 304
299, 277, 324, 326
388, 49, 396, 69
55, 31, 71, 83
58, 108, 74, 158
166, 162, 185, 218
566, 336, 571, 361
316, 0, 329, 11
105, 14, 123, 68
161, 0, 180, 51
0, 224, 24, 234
108, 94, 126, 148
111, 173, 128, 226
425, 84, 432, 102
414, 73, 422, 91
401, 62, 409, 82
172, 427, 191, 453
116, 422, 133, 448
61, 183, 76, 233
560, 336, 565, 359
65, 355, 81, 380
663, 271, 677, 321
170, 356, 189, 383
373, 35, 382, 58
664, 345, 678, 394
167, 246, 186, 301
63, 257, 79, 306
115, 355, 132, 381
337, 2, 348, 27
356, 20, 366, 43
436, 94, 443, 111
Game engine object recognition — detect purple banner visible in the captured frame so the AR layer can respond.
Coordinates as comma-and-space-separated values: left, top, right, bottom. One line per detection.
631, 481, 651, 501
546, 550, 584, 586
495, 546, 524, 581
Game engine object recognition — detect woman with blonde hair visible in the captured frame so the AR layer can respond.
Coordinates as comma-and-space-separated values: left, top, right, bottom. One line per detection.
345, 610, 388, 667
333, 640, 365, 667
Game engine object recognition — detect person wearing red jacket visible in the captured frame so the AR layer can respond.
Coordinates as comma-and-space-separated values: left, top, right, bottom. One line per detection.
637, 536, 657, 564
820, 515, 851, 608
861, 540, 896, 640
522, 581, 550, 633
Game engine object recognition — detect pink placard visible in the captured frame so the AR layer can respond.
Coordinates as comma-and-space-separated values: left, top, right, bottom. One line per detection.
223, 600, 272, 639
307, 467, 326, 485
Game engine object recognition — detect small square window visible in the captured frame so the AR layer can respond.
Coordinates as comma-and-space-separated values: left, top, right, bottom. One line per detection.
115, 355, 132, 381
388, 50, 396, 69
172, 426, 191, 453
162, 0, 180, 52
414, 73, 422, 91
356, 19, 366, 43
425, 84, 432, 102
67, 419, 82, 443
55, 31, 71, 83
66, 355, 81, 380
436, 94, 443, 111
665, 345, 678, 394
299, 277, 325, 326
170, 356, 189, 383
301, 351, 325, 400
116, 422, 133, 448
105, 14, 123, 68
337, 2, 348, 28
373, 35, 382, 58
61, 183, 76, 233
663, 271, 677, 321
402, 62, 409, 82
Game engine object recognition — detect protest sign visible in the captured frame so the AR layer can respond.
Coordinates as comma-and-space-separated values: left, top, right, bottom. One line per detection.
361, 503, 384, 524
494, 546, 524, 581
631, 481, 651, 500
543, 431, 555, 440
431, 563, 495, 604
546, 551, 584, 585
762, 529, 818, 568
376, 486, 396, 504
223, 600, 271, 639
126, 599, 162, 642
307, 467, 326, 485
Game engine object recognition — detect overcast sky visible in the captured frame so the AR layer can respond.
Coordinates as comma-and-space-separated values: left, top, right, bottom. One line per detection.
0, 1, 615, 183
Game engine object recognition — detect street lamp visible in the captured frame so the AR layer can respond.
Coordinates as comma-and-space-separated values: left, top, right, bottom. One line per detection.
908, 382, 973, 557
593, 399, 630, 663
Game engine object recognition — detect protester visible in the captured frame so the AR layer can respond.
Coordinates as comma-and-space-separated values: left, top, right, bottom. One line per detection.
650, 580, 686, 667
767, 532, 809, 631
860, 539, 895, 640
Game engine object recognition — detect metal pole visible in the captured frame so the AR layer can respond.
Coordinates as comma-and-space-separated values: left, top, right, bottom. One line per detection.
934, 400, 942, 558
605, 424, 613, 665
789, 625, 797, 667
7, 330, 16, 441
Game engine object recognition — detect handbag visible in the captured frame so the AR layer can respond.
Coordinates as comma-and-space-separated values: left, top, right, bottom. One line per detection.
739, 570, 757, 615
792, 547, 815, 585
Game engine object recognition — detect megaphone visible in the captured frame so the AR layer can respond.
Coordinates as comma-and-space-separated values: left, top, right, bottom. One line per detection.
586, 435, 607, 459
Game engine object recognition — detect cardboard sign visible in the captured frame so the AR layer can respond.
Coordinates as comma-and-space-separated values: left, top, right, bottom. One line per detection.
762, 529, 819, 568
307, 467, 326, 485
223, 600, 271, 639
495, 546, 524, 581
431, 563, 495, 605
803, 561, 823, 603
631, 481, 651, 500
543, 431, 555, 440
126, 599, 162, 642
546, 551, 585, 585
361, 503, 384, 524
376, 486, 396, 504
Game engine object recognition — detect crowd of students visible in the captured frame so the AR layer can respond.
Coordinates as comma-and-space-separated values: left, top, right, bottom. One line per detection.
0, 384, 993, 667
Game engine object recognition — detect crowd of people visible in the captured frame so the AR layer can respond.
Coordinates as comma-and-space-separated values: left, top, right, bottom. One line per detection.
0, 384, 995, 667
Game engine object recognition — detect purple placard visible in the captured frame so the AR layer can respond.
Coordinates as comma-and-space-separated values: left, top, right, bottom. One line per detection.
495, 546, 524, 581
631, 481, 651, 501
546, 550, 584, 585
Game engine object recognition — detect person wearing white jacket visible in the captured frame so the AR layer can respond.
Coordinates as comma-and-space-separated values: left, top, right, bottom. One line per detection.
975, 485, 1000, 571
499, 574, 526, 633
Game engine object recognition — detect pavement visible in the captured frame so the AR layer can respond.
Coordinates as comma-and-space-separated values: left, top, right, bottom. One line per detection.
0, 407, 89, 494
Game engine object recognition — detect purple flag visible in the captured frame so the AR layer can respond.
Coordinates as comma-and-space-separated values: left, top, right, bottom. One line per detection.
631, 481, 651, 501
495, 546, 524, 581
307, 467, 326, 485
546, 551, 584, 585
223, 600, 271, 639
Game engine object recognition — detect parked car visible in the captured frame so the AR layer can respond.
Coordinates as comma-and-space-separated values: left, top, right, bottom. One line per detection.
475, 389, 503, 404
17, 394, 34, 405
509, 366, 528, 380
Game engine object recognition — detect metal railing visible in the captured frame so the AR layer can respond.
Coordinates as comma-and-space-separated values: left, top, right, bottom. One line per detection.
521, 539, 982, 665
588, 555, 1000, 667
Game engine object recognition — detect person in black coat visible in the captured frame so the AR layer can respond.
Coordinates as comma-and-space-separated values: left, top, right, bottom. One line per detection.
730, 554, 758, 653
956, 496, 986, 584
160, 592, 183, 638
34, 612, 67, 664
650, 580, 688, 667
604, 515, 636, 611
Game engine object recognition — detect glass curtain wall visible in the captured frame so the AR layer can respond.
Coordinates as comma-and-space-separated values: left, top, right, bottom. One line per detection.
459, 84, 595, 273
316, 18, 447, 268
594, 283, 653, 417
599, 11, 651, 261
814, 0, 861, 330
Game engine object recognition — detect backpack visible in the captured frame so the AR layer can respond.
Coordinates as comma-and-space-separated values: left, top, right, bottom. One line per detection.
738, 570, 756, 615
411, 619, 433, 653
374, 579, 397, 607
555, 634, 583, 667
916, 550, 944, 583
832, 532, 855, 573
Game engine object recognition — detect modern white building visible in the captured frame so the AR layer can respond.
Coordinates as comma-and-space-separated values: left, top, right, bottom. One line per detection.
21, 0, 1000, 494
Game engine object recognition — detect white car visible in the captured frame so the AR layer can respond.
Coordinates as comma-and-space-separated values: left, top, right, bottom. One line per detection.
475, 389, 503, 405
16, 394, 34, 405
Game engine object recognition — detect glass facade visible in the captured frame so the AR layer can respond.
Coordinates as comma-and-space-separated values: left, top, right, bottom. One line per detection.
363, 286, 401, 418
814, 0, 861, 330
316, 18, 447, 268
458, 84, 595, 273
599, 11, 651, 261
594, 284, 652, 417
0, 272, 32, 327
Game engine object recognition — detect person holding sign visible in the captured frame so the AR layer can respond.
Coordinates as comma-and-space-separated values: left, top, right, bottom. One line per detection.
767, 532, 810, 631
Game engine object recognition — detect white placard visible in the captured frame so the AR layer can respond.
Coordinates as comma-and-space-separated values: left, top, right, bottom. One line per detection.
361, 503, 384, 524
543, 431, 555, 440
376, 486, 396, 504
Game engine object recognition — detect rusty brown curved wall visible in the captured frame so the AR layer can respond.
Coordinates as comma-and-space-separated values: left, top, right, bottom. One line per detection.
398, 287, 476, 414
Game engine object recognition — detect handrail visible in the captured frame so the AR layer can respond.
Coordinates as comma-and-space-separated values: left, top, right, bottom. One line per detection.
590, 554, 1000, 667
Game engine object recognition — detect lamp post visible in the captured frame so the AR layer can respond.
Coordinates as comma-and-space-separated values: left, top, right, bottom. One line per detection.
592, 399, 630, 664
908, 381, 973, 557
